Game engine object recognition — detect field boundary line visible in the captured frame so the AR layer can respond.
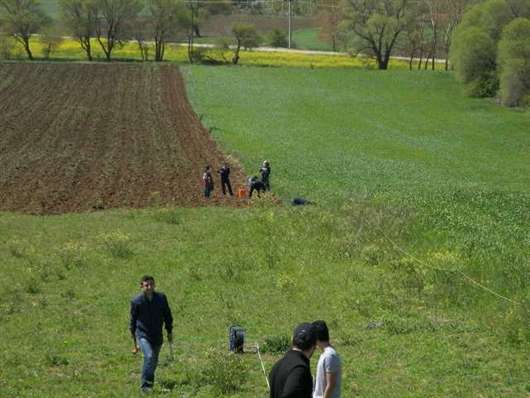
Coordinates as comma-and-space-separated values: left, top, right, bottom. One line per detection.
381, 232, 520, 306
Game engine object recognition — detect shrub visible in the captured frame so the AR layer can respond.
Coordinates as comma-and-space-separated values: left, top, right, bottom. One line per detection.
260, 335, 290, 354
100, 232, 132, 258
202, 347, 247, 394
25, 278, 41, 294
45, 352, 69, 367
59, 241, 88, 270
450, 0, 530, 100
153, 208, 181, 225
498, 18, 530, 107
268, 29, 288, 48
450, 26, 498, 97
231, 23, 260, 65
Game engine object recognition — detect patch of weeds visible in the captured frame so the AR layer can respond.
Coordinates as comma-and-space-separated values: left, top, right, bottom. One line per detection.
153, 208, 181, 225
59, 242, 88, 270
25, 278, 41, 295
260, 335, 290, 354
202, 347, 248, 395
7, 239, 27, 258
384, 317, 437, 335
187, 266, 203, 282
39, 267, 54, 282
159, 367, 205, 394
361, 244, 385, 266
100, 232, 132, 258
1, 289, 24, 315
257, 211, 279, 269
56, 270, 66, 280
503, 296, 530, 345
38, 296, 48, 308
339, 333, 363, 347
218, 261, 242, 282
61, 288, 76, 301
276, 273, 296, 291
392, 257, 426, 297
45, 352, 69, 367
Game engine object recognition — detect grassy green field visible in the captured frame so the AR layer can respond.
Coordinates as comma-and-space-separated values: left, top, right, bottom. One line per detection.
1, 65, 530, 397
292, 28, 334, 51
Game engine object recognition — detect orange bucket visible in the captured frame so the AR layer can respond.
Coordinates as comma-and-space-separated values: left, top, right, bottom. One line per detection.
237, 186, 247, 198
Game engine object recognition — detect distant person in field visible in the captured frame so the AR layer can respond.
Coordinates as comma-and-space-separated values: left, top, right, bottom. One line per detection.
248, 176, 266, 199
260, 160, 271, 191
203, 165, 214, 198
269, 322, 317, 398
130, 275, 173, 393
312, 320, 342, 398
218, 163, 233, 196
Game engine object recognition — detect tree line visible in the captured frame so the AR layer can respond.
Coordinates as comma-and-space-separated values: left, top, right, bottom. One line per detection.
0, 0, 528, 106
0, 0, 237, 62
450, 0, 530, 106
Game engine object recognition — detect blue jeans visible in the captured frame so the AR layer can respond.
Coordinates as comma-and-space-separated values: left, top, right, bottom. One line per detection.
138, 337, 162, 390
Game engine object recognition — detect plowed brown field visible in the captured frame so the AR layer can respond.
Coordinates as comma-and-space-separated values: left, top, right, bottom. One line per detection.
0, 63, 247, 214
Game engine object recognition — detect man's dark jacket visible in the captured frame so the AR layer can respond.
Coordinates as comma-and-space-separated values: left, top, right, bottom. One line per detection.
129, 292, 173, 346
269, 350, 313, 398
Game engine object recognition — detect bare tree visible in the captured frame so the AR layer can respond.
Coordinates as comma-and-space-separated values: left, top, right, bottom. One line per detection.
131, 16, 150, 61
147, 0, 187, 62
94, 0, 143, 61
186, 0, 230, 63
440, 0, 467, 70
0, 0, 50, 60
342, 0, 409, 69
317, 0, 342, 51
60, 0, 97, 61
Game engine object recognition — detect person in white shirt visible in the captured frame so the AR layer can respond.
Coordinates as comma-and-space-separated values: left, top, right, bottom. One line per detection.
312, 320, 341, 398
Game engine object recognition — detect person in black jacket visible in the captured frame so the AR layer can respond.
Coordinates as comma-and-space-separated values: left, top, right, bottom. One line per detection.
218, 163, 233, 196
269, 323, 317, 398
130, 275, 173, 393
260, 160, 271, 191
248, 176, 266, 199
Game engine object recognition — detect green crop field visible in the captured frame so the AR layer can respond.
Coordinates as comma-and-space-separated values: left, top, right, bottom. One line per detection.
1, 65, 530, 397
292, 28, 334, 51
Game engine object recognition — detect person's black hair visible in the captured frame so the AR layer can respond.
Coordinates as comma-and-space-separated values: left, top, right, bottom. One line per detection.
312, 320, 330, 342
292, 323, 317, 351
140, 275, 155, 284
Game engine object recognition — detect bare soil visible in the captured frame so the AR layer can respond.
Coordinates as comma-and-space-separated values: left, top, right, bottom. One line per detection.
0, 63, 248, 214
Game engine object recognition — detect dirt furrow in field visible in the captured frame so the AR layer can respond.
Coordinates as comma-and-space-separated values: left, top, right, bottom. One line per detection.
0, 63, 248, 214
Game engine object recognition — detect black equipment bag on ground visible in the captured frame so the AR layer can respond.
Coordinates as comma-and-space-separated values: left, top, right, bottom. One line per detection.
228, 325, 245, 353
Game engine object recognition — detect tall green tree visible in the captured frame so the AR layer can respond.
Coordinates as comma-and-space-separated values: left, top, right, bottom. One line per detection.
341, 0, 408, 69
0, 0, 50, 60
450, 0, 530, 98
60, 0, 98, 61
498, 17, 530, 106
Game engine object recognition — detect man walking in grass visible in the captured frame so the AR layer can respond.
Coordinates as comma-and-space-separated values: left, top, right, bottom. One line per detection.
269, 322, 317, 398
130, 275, 173, 393
312, 320, 341, 398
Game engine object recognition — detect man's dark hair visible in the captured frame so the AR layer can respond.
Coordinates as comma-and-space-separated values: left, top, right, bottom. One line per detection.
312, 320, 330, 342
292, 322, 317, 351
140, 275, 155, 284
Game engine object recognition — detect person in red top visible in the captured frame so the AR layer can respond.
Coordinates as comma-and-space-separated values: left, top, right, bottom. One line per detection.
203, 165, 214, 198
